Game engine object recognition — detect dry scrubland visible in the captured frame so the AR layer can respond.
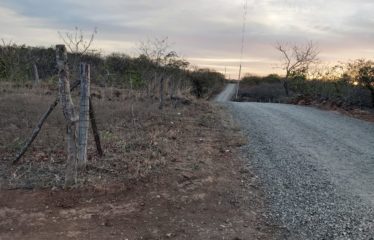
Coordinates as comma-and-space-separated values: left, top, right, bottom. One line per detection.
0, 85, 285, 239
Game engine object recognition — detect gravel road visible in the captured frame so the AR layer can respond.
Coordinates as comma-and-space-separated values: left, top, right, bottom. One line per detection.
214, 83, 236, 102
217, 85, 374, 239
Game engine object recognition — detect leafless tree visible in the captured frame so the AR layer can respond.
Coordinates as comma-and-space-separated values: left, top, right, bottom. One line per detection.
58, 27, 97, 78
276, 41, 319, 96
58, 27, 97, 55
138, 37, 171, 67
138, 37, 181, 109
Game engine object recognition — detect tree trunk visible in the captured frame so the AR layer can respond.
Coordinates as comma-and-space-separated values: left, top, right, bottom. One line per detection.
151, 72, 157, 98
77, 63, 91, 169
169, 77, 173, 99
370, 88, 374, 108
170, 77, 178, 108
283, 75, 290, 96
56, 44, 78, 187
129, 71, 133, 92
159, 76, 164, 110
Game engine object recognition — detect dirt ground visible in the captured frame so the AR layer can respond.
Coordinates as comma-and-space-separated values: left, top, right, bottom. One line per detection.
291, 97, 374, 123
0, 86, 284, 240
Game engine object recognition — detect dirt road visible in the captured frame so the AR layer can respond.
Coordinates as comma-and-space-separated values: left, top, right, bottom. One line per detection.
217, 85, 374, 239
214, 83, 236, 102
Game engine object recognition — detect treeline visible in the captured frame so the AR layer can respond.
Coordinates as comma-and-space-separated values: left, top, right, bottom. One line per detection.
0, 43, 225, 99
238, 60, 374, 108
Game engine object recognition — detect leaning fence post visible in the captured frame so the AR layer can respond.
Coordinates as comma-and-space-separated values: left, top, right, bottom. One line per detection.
56, 44, 79, 187
89, 97, 103, 157
13, 80, 80, 164
77, 63, 91, 169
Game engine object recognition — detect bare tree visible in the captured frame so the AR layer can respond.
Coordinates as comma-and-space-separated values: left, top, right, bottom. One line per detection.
276, 41, 319, 96
58, 27, 97, 55
138, 37, 171, 66
58, 27, 97, 78
138, 37, 183, 109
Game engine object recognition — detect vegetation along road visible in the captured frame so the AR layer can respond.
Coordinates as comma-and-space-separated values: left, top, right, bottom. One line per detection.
217, 84, 374, 239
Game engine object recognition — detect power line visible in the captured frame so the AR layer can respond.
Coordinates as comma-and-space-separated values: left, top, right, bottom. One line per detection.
239, 0, 248, 71
236, 0, 248, 99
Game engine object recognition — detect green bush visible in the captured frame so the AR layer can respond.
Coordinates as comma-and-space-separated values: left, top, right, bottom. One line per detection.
189, 69, 225, 98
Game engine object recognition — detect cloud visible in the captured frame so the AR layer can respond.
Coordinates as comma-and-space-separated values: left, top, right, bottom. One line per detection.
0, 0, 373, 76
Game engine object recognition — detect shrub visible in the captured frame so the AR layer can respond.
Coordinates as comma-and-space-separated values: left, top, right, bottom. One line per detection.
189, 69, 225, 98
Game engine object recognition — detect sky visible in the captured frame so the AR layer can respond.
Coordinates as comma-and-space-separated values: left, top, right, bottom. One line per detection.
0, 0, 373, 77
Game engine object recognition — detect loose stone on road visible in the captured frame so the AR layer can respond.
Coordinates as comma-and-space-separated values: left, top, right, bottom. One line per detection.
217, 85, 374, 239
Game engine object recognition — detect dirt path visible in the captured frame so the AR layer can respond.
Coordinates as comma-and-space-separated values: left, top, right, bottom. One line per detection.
225, 101, 374, 239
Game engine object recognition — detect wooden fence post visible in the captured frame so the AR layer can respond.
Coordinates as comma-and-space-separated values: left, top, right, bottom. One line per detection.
33, 63, 39, 85
56, 44, 78, 187
77, 63, 91, 169
159, 76, 164, 109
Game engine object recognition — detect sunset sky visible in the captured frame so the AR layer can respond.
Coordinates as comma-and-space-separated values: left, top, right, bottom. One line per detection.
0, 0, 373, 77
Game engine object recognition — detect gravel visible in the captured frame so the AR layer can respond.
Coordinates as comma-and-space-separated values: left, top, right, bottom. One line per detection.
214, 83, 236, 102
217, 85, 374, 239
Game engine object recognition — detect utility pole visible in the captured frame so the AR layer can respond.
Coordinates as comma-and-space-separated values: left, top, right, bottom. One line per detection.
236, 64, 242, 99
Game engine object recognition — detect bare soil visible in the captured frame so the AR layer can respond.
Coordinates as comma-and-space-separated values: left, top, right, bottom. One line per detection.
290, 97, 374, 123
0, 86, 283, 239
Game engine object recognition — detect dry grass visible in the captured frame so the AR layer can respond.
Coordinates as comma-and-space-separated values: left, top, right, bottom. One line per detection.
0, 85, 286, 239
0, 85, 199, 188
2, 83, 296, 240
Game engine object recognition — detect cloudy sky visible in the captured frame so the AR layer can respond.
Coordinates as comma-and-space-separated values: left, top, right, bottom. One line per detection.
0, 0, 373, 76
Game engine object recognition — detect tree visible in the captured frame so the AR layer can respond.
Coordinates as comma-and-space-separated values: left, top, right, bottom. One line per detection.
358, 66, 374, 107
343, 60, 374, 107
58, 27, 97, 56
58, 27, 97, 78
189, 68, 225, 98
346, 60, 374, 107
276, 41, 319, 96
138, 37, 187, 109
165, 56, 189, 99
